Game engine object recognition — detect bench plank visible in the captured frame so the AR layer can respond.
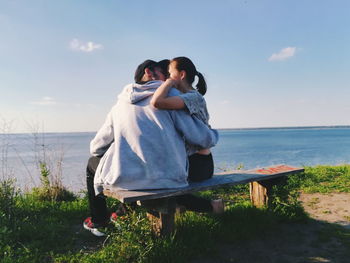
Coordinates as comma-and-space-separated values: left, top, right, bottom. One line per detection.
103, 165, 304, 203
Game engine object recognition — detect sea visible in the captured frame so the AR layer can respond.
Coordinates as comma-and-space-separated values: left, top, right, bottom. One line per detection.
1, 127, 350, 192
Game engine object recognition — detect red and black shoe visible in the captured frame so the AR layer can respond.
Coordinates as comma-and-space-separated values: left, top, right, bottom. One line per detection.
83, 217, 107, 237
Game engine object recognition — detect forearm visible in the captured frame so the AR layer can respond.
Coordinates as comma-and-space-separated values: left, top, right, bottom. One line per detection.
150, 79, 173, 107
151, 80, 185, 109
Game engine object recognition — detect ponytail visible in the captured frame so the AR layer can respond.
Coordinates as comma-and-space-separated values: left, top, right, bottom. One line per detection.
172, 56, 207, 96
196, 72, 207, 96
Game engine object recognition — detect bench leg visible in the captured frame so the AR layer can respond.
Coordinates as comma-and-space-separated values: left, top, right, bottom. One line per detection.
249, 181, 271, 207
142, 198, 176, 236
147, 210, 175, 236
249, 177, 286, 207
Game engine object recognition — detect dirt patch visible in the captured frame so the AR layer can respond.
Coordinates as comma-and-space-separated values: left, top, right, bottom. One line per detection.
191, 193, 350, 263
299, 193, 350, 229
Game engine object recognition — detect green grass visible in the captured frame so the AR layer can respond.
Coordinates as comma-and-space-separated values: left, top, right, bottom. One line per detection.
1, 165, 350, 263
298, 165, 350, 193
1, 193, 90, 263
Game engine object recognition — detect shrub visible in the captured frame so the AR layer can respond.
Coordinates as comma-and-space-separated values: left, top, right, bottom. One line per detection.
31, 162, 76, 202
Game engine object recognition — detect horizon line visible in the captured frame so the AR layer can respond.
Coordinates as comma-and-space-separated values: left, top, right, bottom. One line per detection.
2, 124, 350, 135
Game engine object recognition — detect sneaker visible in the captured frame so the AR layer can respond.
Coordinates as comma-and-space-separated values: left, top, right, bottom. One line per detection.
83, 217, 107, 237
211, 199, 225, 214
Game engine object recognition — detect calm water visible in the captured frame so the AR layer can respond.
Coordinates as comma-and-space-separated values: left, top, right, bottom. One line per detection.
1, 127, 350, 192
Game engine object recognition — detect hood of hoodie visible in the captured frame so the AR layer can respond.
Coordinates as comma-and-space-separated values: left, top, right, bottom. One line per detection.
118, 80, 163, 104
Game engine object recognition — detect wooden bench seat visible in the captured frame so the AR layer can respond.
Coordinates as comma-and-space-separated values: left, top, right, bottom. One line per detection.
103, 164, 304, 236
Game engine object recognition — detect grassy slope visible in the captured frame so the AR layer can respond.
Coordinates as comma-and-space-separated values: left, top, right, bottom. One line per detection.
1, 165, 350, 263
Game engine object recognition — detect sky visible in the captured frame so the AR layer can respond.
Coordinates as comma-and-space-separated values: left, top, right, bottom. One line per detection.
1, 0, 349, 133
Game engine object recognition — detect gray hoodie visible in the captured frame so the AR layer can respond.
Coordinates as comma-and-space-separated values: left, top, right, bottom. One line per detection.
91, 80, 219, 194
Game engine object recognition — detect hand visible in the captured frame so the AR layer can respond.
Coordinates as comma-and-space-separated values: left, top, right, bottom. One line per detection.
165, 78, 178, 88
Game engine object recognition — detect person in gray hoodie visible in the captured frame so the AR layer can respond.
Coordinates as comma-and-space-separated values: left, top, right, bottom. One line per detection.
83, 60, 219, 235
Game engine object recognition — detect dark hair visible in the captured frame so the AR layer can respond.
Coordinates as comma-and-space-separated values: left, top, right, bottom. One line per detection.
155, 59, 170, 78
171, 57, 207, 95
134, 59, 157, 84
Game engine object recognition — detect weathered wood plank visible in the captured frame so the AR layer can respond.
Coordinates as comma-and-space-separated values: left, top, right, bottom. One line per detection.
103, 165, 304, 203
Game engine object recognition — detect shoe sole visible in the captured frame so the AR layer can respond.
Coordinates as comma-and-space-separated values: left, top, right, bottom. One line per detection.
83, 223, 106, 237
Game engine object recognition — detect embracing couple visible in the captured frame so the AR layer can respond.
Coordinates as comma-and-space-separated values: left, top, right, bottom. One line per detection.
84, 57, 222, 235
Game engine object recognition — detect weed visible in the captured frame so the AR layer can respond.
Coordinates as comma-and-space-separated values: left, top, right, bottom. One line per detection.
25, 125, 76, 202
269, 175, 308, 221
31, 162, 76, 202
0, 179, 18, 222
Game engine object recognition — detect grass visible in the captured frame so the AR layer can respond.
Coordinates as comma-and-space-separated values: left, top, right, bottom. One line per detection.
1, 165, 350, 262
299, 165, 350, 193
1, 193, 89, 263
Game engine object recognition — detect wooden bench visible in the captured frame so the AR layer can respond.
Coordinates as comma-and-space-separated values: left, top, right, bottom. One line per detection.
103, 164, 304, 236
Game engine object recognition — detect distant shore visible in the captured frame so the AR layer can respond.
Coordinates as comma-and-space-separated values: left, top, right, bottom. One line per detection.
2, 125, 350, 135
217, 125, 350, 131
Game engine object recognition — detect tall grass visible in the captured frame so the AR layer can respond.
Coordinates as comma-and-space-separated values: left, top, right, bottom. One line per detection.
0, 119, 21, 261
27, 125, 73, 201
0, 118, 15, 181
0, 119, 77, 262
31, 161, 76, 202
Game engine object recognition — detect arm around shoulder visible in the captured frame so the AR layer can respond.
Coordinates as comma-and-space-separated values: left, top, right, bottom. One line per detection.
150, 79, 185, 110
172, 110, 219, 149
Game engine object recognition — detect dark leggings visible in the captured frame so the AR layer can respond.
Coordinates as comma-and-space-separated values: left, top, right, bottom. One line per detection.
175, 153, 214, 212
86, 156, 109, 224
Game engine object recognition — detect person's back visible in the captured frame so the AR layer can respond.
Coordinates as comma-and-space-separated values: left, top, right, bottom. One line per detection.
83, 59, 218, 236
91, 80, 218, 194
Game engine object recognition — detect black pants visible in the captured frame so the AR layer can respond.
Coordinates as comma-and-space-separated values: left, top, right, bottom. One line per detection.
86, 153, 214, 223
175, 153, 214, 212
86, 156, 109, 224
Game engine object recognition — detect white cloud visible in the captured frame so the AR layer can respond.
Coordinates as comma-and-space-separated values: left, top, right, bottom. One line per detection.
221, 100, 230, 105
69, 38, 103, 53
268, 47, 296, 62
74, 103, 97, 109
31, 97, 57, 106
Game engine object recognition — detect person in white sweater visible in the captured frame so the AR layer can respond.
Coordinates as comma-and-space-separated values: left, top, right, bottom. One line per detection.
83, 59, 219, 235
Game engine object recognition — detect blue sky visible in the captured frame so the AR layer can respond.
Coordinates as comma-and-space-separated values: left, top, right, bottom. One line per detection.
1, 0, 349, 132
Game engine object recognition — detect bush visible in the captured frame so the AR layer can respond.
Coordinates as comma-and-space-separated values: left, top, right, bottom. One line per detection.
0, 179, 18, 221
31, 162, 76, 202
0, 179, 19, 259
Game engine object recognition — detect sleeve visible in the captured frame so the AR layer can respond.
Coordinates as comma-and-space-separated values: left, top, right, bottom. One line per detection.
170, 109, 219, 149
90, 108, 115, 157
178, 92, 201, 115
